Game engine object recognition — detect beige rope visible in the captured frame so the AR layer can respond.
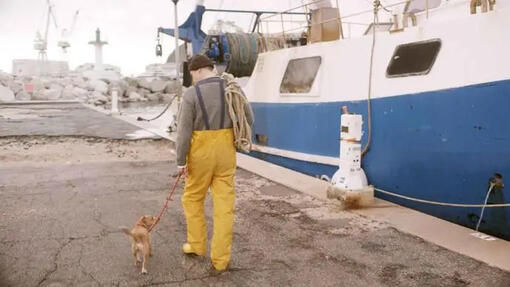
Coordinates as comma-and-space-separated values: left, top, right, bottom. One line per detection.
221, 72, 252, 153
361, 1, 380, 156
375, 185, 510, 208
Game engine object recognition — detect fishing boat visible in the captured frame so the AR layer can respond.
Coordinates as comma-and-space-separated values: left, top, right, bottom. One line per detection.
160, 0, 510, 239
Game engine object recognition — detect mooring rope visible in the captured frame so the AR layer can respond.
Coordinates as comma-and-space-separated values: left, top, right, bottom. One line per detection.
375, 185, 510, 208
361, 0, 380, 156
220, 72, 252, 153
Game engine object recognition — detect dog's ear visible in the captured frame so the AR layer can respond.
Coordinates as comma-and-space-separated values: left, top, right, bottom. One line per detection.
141, 215, 154, 228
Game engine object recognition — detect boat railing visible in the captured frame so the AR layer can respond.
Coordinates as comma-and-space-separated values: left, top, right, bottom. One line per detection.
258, 0, 411, 41
257, 0, 484, 41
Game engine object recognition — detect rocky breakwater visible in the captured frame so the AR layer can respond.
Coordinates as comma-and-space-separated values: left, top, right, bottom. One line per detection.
0, 66, 180, 106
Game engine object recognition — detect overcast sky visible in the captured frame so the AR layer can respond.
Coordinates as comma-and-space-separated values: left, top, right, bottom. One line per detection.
0, 0, 375, 76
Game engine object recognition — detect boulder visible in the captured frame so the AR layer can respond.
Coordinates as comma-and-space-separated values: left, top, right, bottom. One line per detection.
58, 78, 73, 87
124, 77, 138, 87
73, 78, 89, 89
0, 85, 15, 102
8, 81, 23, 95
136, 78, 152, 90
158, 93, 166, 101
74, 63, 95, 73
165, 80, 181, 94
45, 88, 62, 100
30, 78, 45, 92
125, 86, 137, 98
62, 85, 75, 100
33, 88, 62, 100
128, 91, 142, 101
41, 78, 53, 89
75, 63, 121, 74
15, 91, 31, 101
0, 71, 13, 87
146, 93, 160, 101
73, 87, 88, 97
21, 76, 33, 83
91, 91, 108, 105
150, 80, 167, 93
31, 91, 45, 101
137, 88, 151, 98
89, 79, 108, 93
49, 83, 63, 91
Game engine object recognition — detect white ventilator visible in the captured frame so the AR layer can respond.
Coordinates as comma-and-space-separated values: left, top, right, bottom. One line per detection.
327, 109, 374, 207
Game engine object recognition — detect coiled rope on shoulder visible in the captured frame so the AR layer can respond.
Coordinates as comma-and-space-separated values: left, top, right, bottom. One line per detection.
220, 72, 252, 153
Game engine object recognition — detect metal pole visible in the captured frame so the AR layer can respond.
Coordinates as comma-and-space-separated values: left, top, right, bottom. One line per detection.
172, 0, 182, 99
280, 13, 287, 48
426, 0, 429, 19
111, 89, 119, 115
336, 0, 343, 39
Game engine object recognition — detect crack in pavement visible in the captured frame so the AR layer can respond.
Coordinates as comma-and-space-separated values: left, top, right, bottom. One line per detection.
91, 199, 119, 237
141, 266, 270, 287
77, 242, 101, 286
0, 234, 104, 244
36, 238, 73, 287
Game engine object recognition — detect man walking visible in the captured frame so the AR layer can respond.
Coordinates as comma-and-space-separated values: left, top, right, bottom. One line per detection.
176, 54, 254, 271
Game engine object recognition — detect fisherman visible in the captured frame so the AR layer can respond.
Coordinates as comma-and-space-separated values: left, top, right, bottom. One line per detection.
176, 54, 254, 271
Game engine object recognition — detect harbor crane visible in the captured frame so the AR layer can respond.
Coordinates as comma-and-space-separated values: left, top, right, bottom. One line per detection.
58, 10, 80, 53
33, 0, 58, 60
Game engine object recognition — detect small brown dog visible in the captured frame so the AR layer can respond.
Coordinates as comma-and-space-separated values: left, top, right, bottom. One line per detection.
120, 215, 158, 274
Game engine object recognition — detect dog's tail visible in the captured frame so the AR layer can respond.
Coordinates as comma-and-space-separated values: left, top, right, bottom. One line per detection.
119, 226, 132, 237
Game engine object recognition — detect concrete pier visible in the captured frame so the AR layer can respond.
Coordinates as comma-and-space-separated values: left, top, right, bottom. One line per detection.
1, 102, 509, 286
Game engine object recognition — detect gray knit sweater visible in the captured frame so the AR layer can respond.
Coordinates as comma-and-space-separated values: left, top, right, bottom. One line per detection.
176, 76, 254, 167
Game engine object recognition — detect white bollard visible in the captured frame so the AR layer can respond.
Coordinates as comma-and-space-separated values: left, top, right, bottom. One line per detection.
327, 106, 374, 207
111, 89, 119, 115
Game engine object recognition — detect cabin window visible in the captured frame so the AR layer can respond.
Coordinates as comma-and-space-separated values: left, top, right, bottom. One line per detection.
280, 56, 322, 94
386, 39, 441, 78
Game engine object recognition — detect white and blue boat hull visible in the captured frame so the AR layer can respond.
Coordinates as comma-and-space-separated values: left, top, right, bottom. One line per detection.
250, 80, 510, 238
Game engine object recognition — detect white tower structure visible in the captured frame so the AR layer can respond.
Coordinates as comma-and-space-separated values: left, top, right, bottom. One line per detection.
88, 28, 108, 71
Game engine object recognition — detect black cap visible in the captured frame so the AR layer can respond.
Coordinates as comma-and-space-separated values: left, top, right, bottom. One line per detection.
188, 54, 214, 71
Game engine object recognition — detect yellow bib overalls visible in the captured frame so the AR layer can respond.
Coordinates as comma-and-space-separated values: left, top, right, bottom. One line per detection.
181, 80, 236, 271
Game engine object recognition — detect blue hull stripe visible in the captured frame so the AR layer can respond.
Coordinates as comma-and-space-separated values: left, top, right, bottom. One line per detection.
249, 79, 510, 239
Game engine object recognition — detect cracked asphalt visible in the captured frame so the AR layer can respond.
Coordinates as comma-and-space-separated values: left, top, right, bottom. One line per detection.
1, 104, 510, 286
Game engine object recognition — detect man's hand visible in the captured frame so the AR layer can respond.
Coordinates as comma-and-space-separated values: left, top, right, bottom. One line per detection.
178, 166, 188, 176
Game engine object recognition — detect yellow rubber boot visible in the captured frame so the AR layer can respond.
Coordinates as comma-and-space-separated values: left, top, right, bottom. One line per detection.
182, 243, 203, 256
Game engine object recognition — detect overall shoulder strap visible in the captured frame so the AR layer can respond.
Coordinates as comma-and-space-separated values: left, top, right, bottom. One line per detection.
194, 85, 210, 130
219, 79, 226, 129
